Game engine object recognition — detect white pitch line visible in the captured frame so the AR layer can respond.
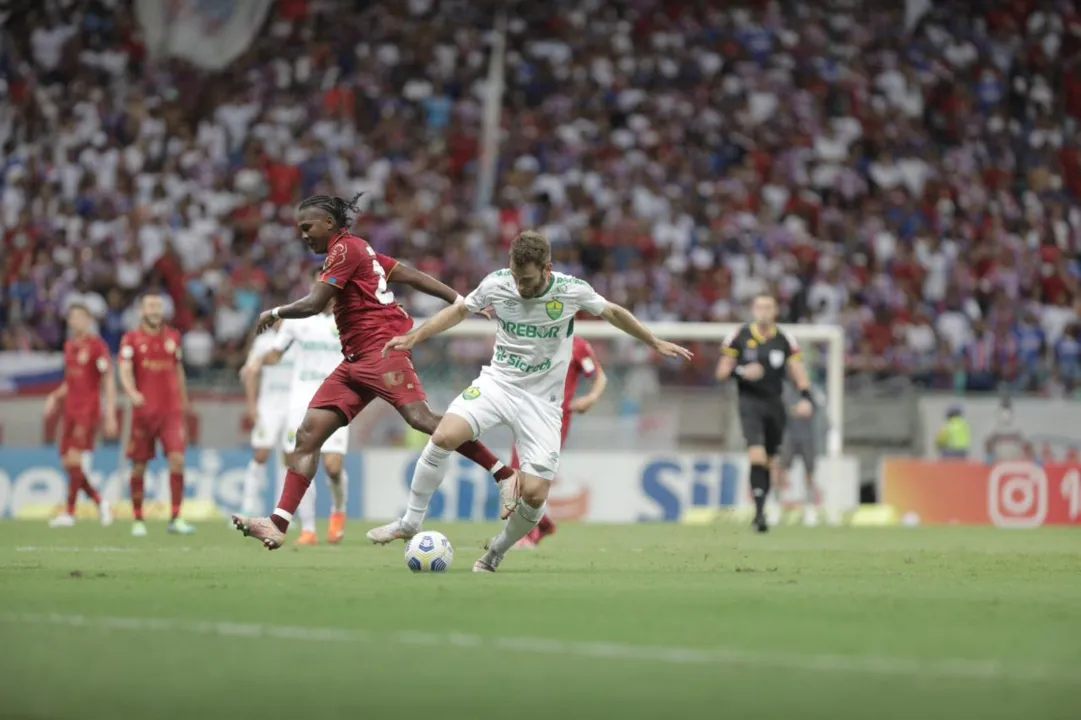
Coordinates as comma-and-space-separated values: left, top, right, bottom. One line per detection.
0, 612, 1075, 685
15, 546, 194, 553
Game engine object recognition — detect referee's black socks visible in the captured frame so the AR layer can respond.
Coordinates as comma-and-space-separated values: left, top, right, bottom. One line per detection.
750, 464, 771, 519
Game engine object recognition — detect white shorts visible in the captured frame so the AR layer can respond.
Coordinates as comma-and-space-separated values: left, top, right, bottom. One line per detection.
282, 400, 349, 456
445, 371, 562, 480
251, 396, 291, 450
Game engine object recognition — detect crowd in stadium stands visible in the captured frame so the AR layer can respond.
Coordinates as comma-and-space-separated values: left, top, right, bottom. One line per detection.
2, 0, 1081, 393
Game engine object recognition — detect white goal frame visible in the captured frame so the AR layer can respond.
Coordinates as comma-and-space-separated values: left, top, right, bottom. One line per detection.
443, 320, 845, 456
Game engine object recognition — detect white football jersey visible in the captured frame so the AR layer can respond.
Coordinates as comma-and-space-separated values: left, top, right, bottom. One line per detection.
464, 270, 607, 401
272, 313, 343, 402
246, 330, 294, 399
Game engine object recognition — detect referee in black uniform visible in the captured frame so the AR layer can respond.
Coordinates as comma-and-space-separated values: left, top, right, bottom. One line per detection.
715, 293, 814, 532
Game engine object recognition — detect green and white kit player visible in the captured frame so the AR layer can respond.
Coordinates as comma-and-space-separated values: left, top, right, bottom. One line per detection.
367, 230, 693, 572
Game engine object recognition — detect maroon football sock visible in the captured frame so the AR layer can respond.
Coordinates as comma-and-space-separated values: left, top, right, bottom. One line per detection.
78, 467, 101, 505
130, 474, 145, 521
458, 440, 513, 481
169, 472, 184, 520
65, 467, 81, 515
272, 470, 312, 532
537, 514, 556, 534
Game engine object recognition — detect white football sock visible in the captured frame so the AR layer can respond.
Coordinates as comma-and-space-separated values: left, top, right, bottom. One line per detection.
242, 459, 267, 515
402, 441, 452, 528
298, 483, 317, 534
328, 470, 347, 513
489, 499, 545, 556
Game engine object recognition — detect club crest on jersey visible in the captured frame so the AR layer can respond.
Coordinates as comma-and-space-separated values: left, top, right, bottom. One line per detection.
545, 299, 564, 320
77, 348, 89, 365
747, 339, 758, 349
324, 243, 347, 272
461, 386, 481, 400
769, 350, 785, 368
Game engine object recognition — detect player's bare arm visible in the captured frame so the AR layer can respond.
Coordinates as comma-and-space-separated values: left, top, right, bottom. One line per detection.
599, 302, 693, 360
570, 363, 607, 414
787, 354, 814, 418
383, 299, 470, 356
715, 354, 737, 381
386, 263, 458, 304
242, 358, 261, 423
102, 360, 119, 438
44, 382, 68, 416
388, 263, 492, 319
256, 281, 338, 334
176, 361, 190, 414
118, 356, 144, 407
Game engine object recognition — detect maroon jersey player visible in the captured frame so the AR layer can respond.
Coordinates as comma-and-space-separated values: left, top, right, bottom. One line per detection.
232, 193, 518, 550
118, 291, 194, 537
510, 335, 607, 548
44, 303, 119, 527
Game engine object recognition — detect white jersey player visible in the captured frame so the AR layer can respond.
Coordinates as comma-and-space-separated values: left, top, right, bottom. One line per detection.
368, 231, 692, 572
246, 306, 351, 546
239, 323, 294, 516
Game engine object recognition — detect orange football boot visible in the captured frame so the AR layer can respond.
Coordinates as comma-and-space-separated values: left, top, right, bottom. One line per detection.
328, 512, 346, 544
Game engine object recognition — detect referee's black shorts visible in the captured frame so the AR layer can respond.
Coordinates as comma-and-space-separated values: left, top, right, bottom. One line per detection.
738, 396, 787, 457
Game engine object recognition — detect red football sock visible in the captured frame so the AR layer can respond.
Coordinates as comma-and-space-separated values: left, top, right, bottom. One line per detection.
272, 469, 312, 532
78, 467, 101, 505
65, 467, 81, 515
169, 472, 184, 520
130, 474, 145, 521
537, 514, 556, 534
458, 440, 513, 481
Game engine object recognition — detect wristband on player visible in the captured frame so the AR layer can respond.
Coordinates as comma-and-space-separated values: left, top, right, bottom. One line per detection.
271, 307, 281, 320
800, 388, 814, 404
734, 366, 745, 378
453, 294, 464, 305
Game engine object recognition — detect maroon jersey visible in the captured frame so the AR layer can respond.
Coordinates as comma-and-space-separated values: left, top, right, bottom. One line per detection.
120, 326, 184, 415
562, 336, 599, 413
318, 232, 414, 358
63, 335, 111, 418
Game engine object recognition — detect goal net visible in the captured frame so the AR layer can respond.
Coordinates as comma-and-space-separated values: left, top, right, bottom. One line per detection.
352, 320, 844, 458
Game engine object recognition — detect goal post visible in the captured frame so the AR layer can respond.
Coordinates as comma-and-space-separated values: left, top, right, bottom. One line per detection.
440, 319, 845, 456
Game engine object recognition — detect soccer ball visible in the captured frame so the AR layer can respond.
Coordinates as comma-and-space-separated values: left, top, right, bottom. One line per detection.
404, 531, 454, 573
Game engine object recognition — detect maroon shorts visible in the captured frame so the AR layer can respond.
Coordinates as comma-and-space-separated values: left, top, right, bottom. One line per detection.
60, 414, 99, 455
512, 412, 572, 468
309, 349, 427, 422
127, 412, 186, 462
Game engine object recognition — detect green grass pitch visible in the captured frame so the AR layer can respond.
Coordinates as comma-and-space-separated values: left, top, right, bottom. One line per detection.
0, 521, 1077, 720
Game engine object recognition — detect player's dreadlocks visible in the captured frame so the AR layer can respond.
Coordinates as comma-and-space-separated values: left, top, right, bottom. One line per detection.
298, 192, 364, 230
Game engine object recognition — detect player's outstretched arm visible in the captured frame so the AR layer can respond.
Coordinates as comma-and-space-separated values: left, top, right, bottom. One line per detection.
599, 302, 693, 360
256, 282, 338, 333
385, 263, 459, 305
383, 299, 469, 356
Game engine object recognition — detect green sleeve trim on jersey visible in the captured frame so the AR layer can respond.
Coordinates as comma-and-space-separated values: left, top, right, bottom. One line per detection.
540, 274, 556, 297
567, 318, 575, 337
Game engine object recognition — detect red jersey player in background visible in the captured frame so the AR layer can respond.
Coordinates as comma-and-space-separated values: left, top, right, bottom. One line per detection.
232, 193, 519, 550
510, 335, 606, 548
118, 291, 194, 537
44, 303, 119, 527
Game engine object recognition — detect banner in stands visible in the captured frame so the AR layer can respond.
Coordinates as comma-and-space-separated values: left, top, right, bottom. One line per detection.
0, 448, 858, 522
0, 448, 362, 521
134, 0, 273, 71
881, 459, 1081, 528
361, 450, 859, 523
